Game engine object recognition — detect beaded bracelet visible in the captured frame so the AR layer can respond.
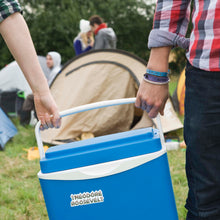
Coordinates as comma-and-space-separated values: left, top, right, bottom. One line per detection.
143, 73, 170, 85
146, 68, 170, 77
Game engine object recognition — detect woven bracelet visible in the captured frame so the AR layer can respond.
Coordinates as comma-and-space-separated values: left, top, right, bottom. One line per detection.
143, 73, 170, 85
146, 68, 170, 77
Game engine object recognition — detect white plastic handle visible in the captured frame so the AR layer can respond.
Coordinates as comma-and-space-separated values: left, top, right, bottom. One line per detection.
35, 98, 165, 159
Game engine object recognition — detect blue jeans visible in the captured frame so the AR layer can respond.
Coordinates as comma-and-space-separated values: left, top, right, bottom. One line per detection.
184, 62, 220, 219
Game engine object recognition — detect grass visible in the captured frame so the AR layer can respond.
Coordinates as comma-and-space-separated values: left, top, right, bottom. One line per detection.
168, 149, 188, 219
169, 74, 179, 96
0, 122, 188, 220
0, 77, 188, 219
0, 120, 48, 220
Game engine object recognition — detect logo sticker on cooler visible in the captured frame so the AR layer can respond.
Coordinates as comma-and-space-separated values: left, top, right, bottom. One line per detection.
70, 190, 104, 207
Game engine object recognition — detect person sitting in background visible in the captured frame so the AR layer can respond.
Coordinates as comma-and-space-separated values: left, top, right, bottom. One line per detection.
73, 19, 94, 56
22, 51, 62, 125
46, 51, 62, 86
89, 15, 117, 50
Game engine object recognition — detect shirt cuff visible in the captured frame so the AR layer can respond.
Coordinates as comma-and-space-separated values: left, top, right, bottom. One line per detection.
148, 29, 190, 50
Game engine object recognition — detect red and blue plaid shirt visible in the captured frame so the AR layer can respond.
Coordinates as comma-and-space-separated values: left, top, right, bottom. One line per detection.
148, 0, 220, 71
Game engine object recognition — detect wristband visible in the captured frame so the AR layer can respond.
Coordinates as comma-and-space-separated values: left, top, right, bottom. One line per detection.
146, 68, 170, 77
143, 73, 170, 85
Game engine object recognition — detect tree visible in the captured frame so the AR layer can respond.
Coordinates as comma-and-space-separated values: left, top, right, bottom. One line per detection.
0, 0, 155, 69
0, 36, 14, 69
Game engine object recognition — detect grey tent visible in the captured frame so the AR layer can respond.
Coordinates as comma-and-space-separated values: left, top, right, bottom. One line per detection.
41, 49, 183, 145
0, 56, 49, 96
0, 56, 49, 115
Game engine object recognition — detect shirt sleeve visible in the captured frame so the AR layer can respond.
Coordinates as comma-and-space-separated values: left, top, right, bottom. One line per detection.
0, 0, 22, 23
148, 0, 191, 49
74, 40, 83, 56
74, 40, 92, 55
83, 45, 92, 53
93, 32, 105, 50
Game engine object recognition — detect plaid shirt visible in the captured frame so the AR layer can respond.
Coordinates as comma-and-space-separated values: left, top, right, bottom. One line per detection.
148, 0, 220, 71
0, 0, 21, 23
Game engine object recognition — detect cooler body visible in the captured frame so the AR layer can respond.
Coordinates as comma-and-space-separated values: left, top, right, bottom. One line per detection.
38, 128, 178, 220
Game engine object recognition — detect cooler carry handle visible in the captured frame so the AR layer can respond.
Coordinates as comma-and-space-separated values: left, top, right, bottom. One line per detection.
35, 98, 165, 159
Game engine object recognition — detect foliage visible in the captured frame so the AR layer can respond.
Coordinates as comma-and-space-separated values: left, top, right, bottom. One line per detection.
0, 0, 195, 78
0, 0, 155, 68
0, 35, 14, 69
169, 48, 187, 75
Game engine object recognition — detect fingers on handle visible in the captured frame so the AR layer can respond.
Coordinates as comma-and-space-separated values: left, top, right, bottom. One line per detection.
148, 106, 159, 118
136, 96, 162, 118
45, 113, 53, 128
39, 117, 48, 130
135, 96, 142, 108
39, 113, 61, 131
159, 101, 166, 116
51, 112, 61, 129
148, 101, 166, 118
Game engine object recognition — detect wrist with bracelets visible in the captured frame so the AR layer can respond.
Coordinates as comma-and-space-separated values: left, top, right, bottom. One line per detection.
143, 68, 170, 85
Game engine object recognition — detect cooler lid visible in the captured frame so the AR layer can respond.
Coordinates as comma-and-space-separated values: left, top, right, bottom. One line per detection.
40, 128, 161, 173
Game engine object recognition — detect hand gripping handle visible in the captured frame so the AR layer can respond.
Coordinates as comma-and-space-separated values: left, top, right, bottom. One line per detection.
35, 98, 165, 159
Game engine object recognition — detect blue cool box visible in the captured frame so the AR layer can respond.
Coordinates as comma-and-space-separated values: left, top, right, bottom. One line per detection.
38, 128, 178, 220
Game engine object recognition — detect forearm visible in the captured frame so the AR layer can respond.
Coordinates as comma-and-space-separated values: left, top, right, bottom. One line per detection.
83, 45, 92, 53
147, 47, 172, 72
135, 47, 171, 118
0, 11, 61, 129
135, 0, 190, 118
0, 12, 49, 95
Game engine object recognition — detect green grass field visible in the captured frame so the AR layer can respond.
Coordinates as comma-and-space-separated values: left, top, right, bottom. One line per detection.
0, 122, 187, 220
0, 78, 188, 220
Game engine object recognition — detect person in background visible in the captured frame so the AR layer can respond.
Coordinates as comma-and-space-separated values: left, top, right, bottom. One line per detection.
73, 19, 94, 56
0, 0, 61, 130
22, 51, 62, 124
135, 0, 220, 219
46, 51, 62, 86
89, 15, 116, 50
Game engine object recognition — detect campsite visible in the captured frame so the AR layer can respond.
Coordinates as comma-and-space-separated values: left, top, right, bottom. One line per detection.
0, 0, 191, 219
0, 115, 188, 219
0, 49, 188, 219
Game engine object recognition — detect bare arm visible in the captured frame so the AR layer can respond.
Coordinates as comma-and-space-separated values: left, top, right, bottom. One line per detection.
0, 12, 61, 129
135, 47, 171, 118
135, 0, 191, 118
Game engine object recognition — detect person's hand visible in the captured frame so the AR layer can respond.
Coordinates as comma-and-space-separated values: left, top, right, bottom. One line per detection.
33, 92, 61, 130
135, 79, 169, 118
89, 37, 94, 47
